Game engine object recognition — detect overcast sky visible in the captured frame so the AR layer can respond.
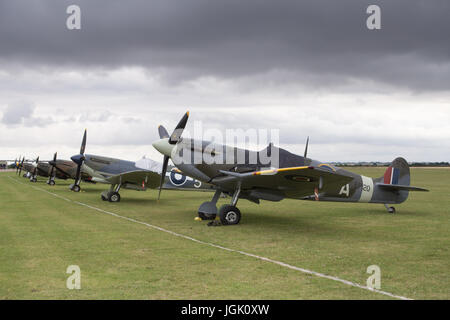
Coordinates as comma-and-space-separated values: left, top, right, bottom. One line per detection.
1, 0, 449, 163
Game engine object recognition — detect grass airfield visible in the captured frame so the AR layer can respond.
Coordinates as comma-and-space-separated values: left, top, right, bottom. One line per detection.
0, 168, 448, 300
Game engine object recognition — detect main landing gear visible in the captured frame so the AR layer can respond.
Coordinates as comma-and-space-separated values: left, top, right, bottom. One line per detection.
384, 203, 396, 214
198, 184, 242, 225
70, 183, 81, 192
101, 184, 122, 203
47, 177, 56, 186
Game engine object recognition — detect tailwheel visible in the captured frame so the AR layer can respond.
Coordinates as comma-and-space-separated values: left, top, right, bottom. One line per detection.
71, 184, 81, 192
108, 191, 121, 203
384, 204, 396, 214
219, 204, 241, 225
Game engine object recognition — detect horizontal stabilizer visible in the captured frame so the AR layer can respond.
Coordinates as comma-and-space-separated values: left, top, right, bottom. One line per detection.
376, 183, 429, 192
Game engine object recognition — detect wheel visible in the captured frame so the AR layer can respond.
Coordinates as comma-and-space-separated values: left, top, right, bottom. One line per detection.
218, 205, 241, 225
49, 180, 55, 186
388, 206, 396, 214
108, 191, 121, 203
30, 178, 37, 183
72, 185, 81, 192
198, 212, 216, 220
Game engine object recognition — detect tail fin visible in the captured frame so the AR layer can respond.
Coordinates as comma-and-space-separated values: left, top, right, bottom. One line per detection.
374, 157, 428, 204
382, 157, 410, 186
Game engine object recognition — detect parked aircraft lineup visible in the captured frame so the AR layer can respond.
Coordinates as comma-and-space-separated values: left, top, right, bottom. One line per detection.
13, 112, 428, 226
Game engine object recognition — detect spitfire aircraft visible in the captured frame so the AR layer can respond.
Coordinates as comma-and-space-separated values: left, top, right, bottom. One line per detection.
69, 130, 213, 202
47, 153, 93, 185
153, 112, 429, 225
20, 157, 44, 182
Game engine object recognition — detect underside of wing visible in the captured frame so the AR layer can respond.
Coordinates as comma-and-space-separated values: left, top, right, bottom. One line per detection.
214, 166, 354, 200
105, 170, 161, 188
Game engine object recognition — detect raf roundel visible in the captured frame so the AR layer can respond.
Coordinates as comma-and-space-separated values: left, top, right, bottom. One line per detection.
169, 170, 187, 186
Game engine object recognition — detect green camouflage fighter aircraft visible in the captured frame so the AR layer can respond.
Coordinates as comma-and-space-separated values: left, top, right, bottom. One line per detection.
47, 152, 93, 185
153, 112, 429, 226
20, 157, 43, 182
69, 130, 214, 202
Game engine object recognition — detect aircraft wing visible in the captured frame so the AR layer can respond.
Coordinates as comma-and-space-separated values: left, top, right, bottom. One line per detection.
104, 170, 161, 188
214, 166, 354, 199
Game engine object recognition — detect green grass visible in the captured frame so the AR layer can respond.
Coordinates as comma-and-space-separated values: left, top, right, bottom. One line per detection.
0, 168, 448, 299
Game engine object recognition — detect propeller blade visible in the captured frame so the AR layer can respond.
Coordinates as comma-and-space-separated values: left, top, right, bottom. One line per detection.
158, 125, 169, 139
304, 136, 309, 158
33, 156, 39, 177
49, 152, 57, 178
157, 155, 169, 201
75, 163, 82, 182
71, 129, 87, 189
19, 157, 24, 175
80, 129, 87, 155
169, 111, 189, 144
304, 137, 310, 165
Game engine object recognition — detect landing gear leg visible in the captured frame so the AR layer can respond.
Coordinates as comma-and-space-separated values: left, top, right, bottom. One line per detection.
47, 176, 56, 186
70, 178, 81, 192
384, 203, 396, 214
106, 184, 121, 202
198, 189, 221, 220
218, 183, 242, 225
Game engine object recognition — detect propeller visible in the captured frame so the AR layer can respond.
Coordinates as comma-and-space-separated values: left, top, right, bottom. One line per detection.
32, 156, 39, 180
47, 152, 57, 184
303, 136, 311, 166
304, 136, 309, 158
70, 129, 87, 191
157, 111, 189, 200
18, 157, 24, 176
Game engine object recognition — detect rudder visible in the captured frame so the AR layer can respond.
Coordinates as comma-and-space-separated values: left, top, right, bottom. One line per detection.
382, 157, 410, 186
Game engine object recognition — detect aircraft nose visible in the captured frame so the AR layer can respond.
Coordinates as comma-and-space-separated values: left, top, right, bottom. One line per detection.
152, 138, 174, 157
71, 154, 85, 165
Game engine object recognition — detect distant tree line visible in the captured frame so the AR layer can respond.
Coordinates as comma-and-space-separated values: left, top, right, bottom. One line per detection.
331, 162, 450, 167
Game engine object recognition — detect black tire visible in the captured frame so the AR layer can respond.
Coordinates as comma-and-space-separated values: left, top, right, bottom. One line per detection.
198, 212, 217, 220
108, 191, 121, 203
218, 205, 241, 225
49, 180, 55, 186
72, 185, 81, 192
388, 206, 396, 214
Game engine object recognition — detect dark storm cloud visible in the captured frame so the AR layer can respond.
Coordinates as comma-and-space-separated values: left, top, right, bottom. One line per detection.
0, 0, 449, 91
